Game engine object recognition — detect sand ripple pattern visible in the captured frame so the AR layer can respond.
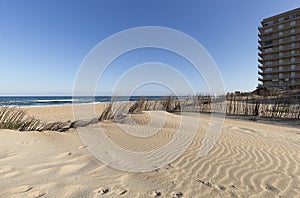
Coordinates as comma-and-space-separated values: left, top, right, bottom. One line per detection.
1, 111, 300, 197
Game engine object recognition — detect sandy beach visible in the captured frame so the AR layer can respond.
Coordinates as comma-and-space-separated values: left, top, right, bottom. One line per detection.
1, 104, 300, 197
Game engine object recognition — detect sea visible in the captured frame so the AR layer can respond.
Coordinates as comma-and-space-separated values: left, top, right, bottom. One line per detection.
0, 96, 162, 107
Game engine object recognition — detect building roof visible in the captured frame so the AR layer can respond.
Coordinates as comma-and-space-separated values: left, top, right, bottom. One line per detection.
262, 7, 300, 22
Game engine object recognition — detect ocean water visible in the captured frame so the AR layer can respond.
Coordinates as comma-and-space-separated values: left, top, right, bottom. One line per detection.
0, 96, 162, 107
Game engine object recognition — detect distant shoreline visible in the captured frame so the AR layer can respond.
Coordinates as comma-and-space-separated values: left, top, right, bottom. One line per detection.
0, 96, 162, 107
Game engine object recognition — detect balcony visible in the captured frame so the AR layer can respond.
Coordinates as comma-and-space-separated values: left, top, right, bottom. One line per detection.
258, 76, 277, 81
260, 69, 280, 74
259, 44, 300, 53
267, 59, 300, 67
259, 20, 300, 35
260, 35, 300, 44
259, 36, 300, 48
278, 75, 298, 79
281, 28, 300, 36
259, 17, 300, 29
259, 67, 300, 74
259, 52, 300, 61
291, 75, 300, 79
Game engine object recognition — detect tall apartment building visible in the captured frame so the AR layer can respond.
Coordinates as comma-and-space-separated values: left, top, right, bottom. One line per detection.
258, 7, 300, 89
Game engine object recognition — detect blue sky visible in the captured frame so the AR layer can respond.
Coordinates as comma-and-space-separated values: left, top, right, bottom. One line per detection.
0, 0, 299, 96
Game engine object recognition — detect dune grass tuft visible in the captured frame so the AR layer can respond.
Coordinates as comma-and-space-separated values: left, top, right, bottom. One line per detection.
0, 107, 38, 130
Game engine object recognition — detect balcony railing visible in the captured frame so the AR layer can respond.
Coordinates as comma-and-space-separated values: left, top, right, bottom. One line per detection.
259, 20, 300, 34
259, 44, 300, 53
260, 67, 300, 74
259, 36, 300, 48
259, 17, 300, 28
258, 61, 300, 69
279, 75, 300, 79
259, 52, 300, 61
258, 76, 275, 81
259, 35, 300, 44
259, 75, 300, 82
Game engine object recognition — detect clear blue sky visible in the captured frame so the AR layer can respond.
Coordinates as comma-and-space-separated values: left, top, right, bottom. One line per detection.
0, 0, 299, 95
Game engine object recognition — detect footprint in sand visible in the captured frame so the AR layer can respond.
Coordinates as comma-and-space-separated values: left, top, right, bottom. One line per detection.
170, 191, 183, 198
150, 190, 162, 197
218, 185, 226, 191
196, 179, 213, 187
264, 184, 280, 194
94, 187, 109, 195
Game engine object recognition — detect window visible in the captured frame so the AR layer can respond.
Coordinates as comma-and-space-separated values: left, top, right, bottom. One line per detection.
266, 74, 272, 78
279, 52, 284, 57
265, 34, 273, 39
265, 28, 273, 33
278, 24, 284, 29
279, 59, 284, 64
290, 21, 296, 26
290, 36, 296, 40
264, 20, 274, 26
291, 79, 296, 85
265, 54, 273, 59
266, 68, 272, 72
291, 43, 295, 48
265, 47, 273, 53
278, 17, 284, 22
279, 66, 283, 71
279, 39, 283, 43
290, 14, 297, 19
291, 29, 296, 33
279, 73, 283, 78
291, 57, 296, 62
291, 64, 296, 70
266, 61, 273, 66
291, 72, 296, 77
279, 31, 283, 36
291, 50, 296, 55
265, 41, 273, 46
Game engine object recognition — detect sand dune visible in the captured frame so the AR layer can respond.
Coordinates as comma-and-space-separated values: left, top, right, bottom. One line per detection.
1, 105, 300, 197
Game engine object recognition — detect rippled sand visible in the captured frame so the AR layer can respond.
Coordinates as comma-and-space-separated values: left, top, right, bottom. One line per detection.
1, 105, 300, 197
